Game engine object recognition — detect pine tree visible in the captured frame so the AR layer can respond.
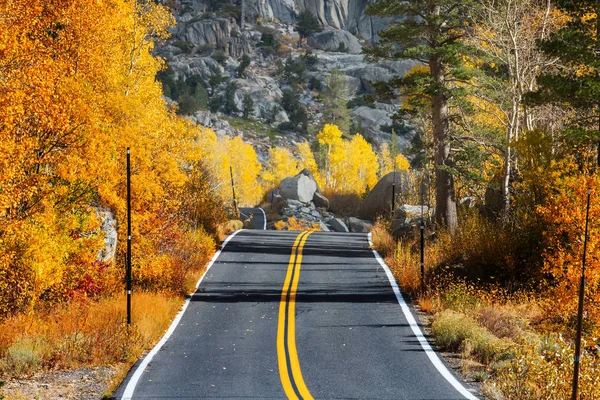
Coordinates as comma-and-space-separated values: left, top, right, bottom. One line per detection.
242, 93, 254, 119
365, 0, 481, 232
295, 9, 322, 42
526, 0, 600, 166
322, 69, 351, 135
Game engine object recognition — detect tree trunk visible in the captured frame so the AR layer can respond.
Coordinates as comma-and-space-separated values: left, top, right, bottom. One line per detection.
430, 56, 458, 233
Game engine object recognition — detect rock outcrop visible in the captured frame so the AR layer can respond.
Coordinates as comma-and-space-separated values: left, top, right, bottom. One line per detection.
245, 0, 389, 42
176, 16, 252, 57
357, 171, 408, 220
391, 204, 432, 237
347, 217, 373, 233
307, 29, 362, 54
279, 173, 318, 203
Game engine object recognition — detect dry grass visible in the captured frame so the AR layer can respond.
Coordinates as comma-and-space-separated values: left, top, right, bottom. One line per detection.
216, 219, 243, 241
373, 212, 600, 398
0, 292, 183, 380
273, 216, 321, 231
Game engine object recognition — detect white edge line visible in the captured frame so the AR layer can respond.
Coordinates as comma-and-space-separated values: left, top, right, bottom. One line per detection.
258, 207, 267, 230
367, 232, 478, 400
121, 229, 245, 400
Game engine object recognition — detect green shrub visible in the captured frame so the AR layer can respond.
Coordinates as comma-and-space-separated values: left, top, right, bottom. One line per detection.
431, 310, 515, 364
211, 50, 228, 64
172, 40, 194, 54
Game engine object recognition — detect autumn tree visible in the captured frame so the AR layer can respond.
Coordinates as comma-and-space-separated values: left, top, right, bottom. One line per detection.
317, 124, 344, 186
329, 134, 379, 195
527, 0, 600, 167
470, 0, 561, 216
366, 0, 481, 232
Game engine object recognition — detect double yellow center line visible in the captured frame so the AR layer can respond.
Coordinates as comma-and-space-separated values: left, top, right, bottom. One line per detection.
277, 231, 315, 400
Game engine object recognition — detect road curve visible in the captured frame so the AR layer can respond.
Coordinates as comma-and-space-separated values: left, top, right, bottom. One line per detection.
115, 230, 480, 400
239, 207, 267, 230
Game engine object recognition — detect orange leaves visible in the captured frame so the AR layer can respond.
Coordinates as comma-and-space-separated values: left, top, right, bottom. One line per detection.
538, 174, 600, 338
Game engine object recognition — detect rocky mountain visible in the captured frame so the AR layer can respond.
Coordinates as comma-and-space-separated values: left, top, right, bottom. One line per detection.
158, 0, 417, 160
181, 0, 389, 42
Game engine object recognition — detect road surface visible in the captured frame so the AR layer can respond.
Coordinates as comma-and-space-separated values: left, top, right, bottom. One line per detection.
116, 230, 479, 400
239, 207, 267, 230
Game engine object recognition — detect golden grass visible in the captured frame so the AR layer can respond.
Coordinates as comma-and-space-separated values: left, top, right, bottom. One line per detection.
0, 292, 183, 379
274, 216, 321, 231
373, 213, 600, 399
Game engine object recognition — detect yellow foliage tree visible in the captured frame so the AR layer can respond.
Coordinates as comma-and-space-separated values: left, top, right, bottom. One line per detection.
329, 134, 379, 195
317, 124, 343, 185
0, 0, 222, 314
261, 147, 301, 190
296, 142, 324, 187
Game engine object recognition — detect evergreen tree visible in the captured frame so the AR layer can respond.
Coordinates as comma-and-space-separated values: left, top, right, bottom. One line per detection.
322, 69, 351, 135
365, 0, 480, 232
236, 54, 251, 78
295, 9, 322, 42
223, 82, 239, 115
242, 93, 254, 119
526, 0, 600, 166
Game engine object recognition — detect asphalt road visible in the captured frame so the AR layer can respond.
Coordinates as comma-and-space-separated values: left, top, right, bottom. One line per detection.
116, 230, 479, 400
239, 207, 267, 230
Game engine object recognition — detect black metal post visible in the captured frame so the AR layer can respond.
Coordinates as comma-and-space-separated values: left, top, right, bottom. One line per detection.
420, 175, 425, 293
391, 165, 396, 215
572, 188, 591, 400
230, 165, 238, 215
126, 148, 132, 325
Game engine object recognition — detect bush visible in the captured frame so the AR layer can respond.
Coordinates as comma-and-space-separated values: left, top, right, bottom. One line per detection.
308, 76, 322, 91
431, 310, 515, 364
236, 54, 251, 78
196, 43, 215, 55
256, 27, 280, 55
211, 50, 228, 65
172, 40, 194, 54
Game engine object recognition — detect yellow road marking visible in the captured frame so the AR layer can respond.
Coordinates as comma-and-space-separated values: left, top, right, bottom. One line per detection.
277, 231, 314, 400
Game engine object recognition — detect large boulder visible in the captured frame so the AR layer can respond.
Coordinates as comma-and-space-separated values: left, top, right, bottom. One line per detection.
328, 218, 349, 232
347, 217, 373, 233
313, 192, 330, 209
234, 76, 285, 120
357, 171, 408, 220
279, 174, 318, 203
307, 29, 363, 54
391, 205, 430, 237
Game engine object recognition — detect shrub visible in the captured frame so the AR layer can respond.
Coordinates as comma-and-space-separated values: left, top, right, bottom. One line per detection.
431, 310, 515, 364
210, 50, 228, 64
196, 43, 215, 55
172, 40, 194, 54
236, 54, 251, 78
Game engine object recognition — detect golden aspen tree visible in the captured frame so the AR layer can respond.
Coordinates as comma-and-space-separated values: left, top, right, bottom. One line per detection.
261, 147, 301, 190
296, 142, 324, 187
317, 124, 343, 186
330, 134, 379, 195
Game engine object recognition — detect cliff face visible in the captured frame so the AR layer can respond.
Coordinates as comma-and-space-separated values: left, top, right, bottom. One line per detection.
252, 0, 388, 41
186, 0, 387, 41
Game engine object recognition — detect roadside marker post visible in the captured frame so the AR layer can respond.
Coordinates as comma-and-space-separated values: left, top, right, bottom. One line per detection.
391, 165, 396, 216
126, 147, 132, 325
571, 188, 591, 400
230, 165, 238, 216
420, 174, 425, 294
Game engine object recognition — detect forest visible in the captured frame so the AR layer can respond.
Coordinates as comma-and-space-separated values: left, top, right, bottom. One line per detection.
1, 0, 600, 399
